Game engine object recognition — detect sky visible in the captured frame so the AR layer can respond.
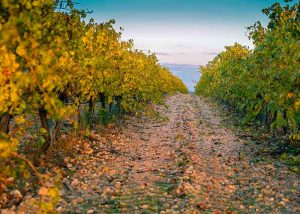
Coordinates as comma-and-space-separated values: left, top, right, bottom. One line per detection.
75, 0, 294, 91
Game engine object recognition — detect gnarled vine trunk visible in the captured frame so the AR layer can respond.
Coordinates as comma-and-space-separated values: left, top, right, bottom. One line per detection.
116, 96, 122, 117
0, 112, 11, 134
39, 108, 51, 151
89, 97, 95, 128
100, 93, 106, 109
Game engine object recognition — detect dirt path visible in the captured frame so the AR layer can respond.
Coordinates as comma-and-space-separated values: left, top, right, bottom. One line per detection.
57, 94, 299, 213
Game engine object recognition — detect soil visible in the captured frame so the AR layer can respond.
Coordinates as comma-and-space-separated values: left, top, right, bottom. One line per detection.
13, 94, 300, 213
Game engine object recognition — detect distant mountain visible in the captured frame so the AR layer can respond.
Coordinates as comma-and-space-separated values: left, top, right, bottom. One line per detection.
161, 63, 201, 92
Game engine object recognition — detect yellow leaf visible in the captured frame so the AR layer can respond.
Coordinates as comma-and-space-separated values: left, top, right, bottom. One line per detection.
11, 91, 18, 103
294, 100, 300, 110
16, 46, 26, 57
15, 116, 25, 125
25, 2, 31, 9
40, 128, 47, 135
32, 1, 39, 7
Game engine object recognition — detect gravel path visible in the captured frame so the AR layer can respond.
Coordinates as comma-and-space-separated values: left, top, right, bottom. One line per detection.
56, 94, 299, 213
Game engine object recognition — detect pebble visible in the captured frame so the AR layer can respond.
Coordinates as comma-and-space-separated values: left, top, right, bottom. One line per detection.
1, 209, 16, 214
141, 204, 149, 209
172, 205, 179, 209
114, 181, 122, 190
10, 190, 23, 203
71, 178, 79, 186
278, 201, 286, 207
72, 197, 84, 204
56, 206, 63, 212
87, 209, 94, 214
161, 202, 170, 208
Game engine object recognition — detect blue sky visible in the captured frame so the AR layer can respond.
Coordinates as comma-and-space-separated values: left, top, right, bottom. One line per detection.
75, 0, 294, 91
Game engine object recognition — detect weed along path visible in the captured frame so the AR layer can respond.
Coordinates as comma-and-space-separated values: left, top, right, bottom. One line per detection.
56, 94, 299, 213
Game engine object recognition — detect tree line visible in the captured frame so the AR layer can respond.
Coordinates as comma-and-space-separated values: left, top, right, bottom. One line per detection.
0, 0, 188, 153
195, 0, 299, 141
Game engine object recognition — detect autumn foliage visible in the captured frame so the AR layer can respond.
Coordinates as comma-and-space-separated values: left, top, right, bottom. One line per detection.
0, 0, 187, 209
195, 1, 300, 140
0, 1, 187, 147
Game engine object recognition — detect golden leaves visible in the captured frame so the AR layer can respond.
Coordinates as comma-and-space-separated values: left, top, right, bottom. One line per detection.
195, 5, 299, 136
294, 100, 300, 110
32, 1, 40, 7
0, 137, 18, 158
0, 0, 187, 155
16, 45, 26, 57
